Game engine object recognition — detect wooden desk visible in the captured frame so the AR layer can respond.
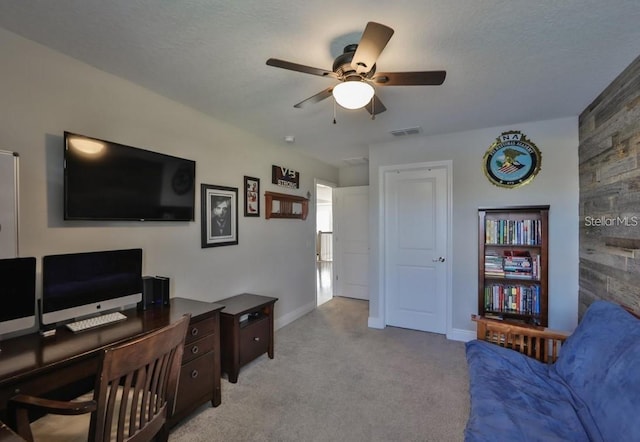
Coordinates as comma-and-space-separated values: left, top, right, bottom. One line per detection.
0, 297, 223, 428
218, 294, 278, 383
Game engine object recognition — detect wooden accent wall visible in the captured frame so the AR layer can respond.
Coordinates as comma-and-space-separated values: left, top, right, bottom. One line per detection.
578, 55, 640, 319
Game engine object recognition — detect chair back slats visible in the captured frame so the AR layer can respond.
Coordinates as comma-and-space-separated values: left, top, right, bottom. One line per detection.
148, 357, 164, 416
126, 371, 141, 439
140, 363, 154, 431
92, 314, 190, 442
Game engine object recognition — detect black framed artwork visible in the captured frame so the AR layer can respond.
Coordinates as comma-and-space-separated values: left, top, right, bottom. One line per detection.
201, 184, 238, 247
244, 176, 260, 217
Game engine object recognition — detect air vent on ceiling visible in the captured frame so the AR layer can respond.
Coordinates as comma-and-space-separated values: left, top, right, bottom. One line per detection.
342, 157, 369, 166
390, 126, 422, 137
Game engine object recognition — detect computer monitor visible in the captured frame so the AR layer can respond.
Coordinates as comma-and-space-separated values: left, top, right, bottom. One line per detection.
0, 257, 36, 336
41, 249, 142, 326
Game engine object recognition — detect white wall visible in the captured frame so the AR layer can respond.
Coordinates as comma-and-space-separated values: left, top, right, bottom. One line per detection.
0, 27, 338, 330
369, 117, 580, 336
339, 164, 369, 187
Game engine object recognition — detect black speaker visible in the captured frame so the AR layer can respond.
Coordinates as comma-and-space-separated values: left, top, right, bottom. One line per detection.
138, 276, 170, 310
154, 276, 170, 306
138, 276, 155, 310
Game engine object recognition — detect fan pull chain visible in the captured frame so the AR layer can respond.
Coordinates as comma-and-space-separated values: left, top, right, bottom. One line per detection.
333, 99, 337, 124
371, 97, 375, 120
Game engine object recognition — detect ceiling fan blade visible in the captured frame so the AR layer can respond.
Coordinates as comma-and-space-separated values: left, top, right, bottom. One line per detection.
351, 22, 394, 75
267, 58, 337, 78
365, 95, 387, 115
293, 87, 334, 109
371, 71, 447, 86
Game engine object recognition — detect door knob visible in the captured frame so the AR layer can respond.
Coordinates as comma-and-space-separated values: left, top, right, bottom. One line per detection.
432, 257, 445, 262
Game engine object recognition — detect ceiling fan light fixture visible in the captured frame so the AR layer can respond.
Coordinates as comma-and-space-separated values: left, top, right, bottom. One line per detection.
332, 79, 374, 110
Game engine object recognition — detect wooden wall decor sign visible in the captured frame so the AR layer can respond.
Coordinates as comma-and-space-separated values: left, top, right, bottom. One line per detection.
264, 191, 308, 220
483, 130, 541, 188
272, 165, 300, 189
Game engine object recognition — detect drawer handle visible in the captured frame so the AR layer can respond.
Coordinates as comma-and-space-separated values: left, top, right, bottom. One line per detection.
191, 345, 199, 354
191, 369, 199, 379
253, 337, 260, 342
191, 327, 199, 337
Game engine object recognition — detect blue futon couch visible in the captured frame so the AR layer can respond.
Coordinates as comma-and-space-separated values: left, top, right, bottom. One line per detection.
465, 300, 640, 441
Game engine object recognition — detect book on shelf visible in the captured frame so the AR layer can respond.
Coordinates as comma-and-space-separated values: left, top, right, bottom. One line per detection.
504, 251, 532, 273
504, 271, 535, 280
484, 251, 540, 280
484, 283, 540, 315
485, 219, 541, 245
484, 313, 503, 320
484, 252, 505, 277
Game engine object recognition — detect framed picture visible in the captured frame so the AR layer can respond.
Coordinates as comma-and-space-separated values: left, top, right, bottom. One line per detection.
201, 184, 238, 248
244, 176, 260, 217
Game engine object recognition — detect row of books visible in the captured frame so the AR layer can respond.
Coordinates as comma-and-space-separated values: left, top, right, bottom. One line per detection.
485, 219, 541, 245
484, 251, 540, 280
484, 283, 541, 315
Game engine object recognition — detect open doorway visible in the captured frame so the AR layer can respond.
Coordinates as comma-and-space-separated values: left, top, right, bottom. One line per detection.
315, 182, 334, 306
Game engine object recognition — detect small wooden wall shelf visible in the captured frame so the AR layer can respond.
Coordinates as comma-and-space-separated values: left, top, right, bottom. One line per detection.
264, 191, 308, 220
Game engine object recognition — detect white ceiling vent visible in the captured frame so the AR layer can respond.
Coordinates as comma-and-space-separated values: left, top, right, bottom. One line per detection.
390, 126, 422, 137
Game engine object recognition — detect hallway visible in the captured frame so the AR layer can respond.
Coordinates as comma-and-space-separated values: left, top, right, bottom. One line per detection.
316, 182, 334, 306
316, 259, 333, 306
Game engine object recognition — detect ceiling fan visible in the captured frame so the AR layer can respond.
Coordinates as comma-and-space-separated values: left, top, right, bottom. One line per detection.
266, 22, 446, 116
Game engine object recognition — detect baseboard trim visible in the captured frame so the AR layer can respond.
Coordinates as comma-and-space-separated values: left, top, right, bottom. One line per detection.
274, 301, 315, 330
367, 316, 385, 329
447, 328, 476, 342
366, 314, 478, 342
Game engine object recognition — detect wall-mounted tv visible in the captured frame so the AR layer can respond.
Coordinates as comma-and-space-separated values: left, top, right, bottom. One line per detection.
64, 131, 196, 221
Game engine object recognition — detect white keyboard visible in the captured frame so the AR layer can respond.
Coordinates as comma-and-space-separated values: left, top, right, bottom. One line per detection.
66, 311, 127, 333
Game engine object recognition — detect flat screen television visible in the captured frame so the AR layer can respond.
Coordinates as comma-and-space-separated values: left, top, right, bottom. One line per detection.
64, 131, 196, 221
0, 257, 36, 336
41, 249, 143, 326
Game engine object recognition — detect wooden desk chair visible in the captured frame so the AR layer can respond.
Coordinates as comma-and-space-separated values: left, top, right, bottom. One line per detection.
8, 314, 191, 442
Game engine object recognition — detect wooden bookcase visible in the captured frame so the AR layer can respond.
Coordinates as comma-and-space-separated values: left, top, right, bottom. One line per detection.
478, 206, 549, 326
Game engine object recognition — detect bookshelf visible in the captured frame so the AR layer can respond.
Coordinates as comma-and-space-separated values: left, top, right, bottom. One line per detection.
478, 205, 549, 326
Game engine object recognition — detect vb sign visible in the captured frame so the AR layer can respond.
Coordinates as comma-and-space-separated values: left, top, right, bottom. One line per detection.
272, 165, 300, 189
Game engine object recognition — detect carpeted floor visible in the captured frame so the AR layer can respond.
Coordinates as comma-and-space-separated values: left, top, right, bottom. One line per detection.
169, 296, 470, 442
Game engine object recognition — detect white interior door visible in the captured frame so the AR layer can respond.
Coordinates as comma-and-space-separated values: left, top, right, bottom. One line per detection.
334, 186, 369, 300
0, 151, 19, 259
384, 164, 449, 333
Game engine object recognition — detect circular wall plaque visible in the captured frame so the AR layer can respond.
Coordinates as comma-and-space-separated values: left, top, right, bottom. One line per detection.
483, 130, 541, 188
172, 166, 194, 195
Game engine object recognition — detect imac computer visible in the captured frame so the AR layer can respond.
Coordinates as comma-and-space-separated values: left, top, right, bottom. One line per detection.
0, 257, 37, 337
41, 249, 143, 326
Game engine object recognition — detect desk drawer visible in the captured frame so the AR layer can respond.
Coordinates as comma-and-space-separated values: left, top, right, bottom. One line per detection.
185, 316, 217, 344
175, 352, 215, 415
182, 335, 215, 364
239, 317, 269, 365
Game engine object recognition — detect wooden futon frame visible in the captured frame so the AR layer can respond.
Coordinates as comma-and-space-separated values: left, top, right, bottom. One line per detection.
471, 315, 569, 363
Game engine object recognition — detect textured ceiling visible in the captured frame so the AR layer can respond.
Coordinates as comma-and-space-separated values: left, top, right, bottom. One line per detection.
1, 1, 639, 167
